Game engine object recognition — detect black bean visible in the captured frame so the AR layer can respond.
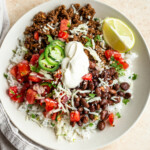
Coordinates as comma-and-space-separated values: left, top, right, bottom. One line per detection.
109, 89, 117, 95
83, 109, 89, 114
102, 104, 108, 110
79, 93, 86, 98
97, 121, 105, 130
114, 72, 119, 79
75, 97, 80, 102
108, 100, 114, 105
124, 92, 131, 99
95, 87, 101, 97
114, 97, 121, 104
117, 91, 125, 97
77, 120, 83, 126
74, 101, 80, 107
113, 84, 120, 90
78, 106, 83, 112
89, 114, 94, 120
93, 79, 99, 87
100, 110, 108, 120
81, 98, 89, 108
82, 81, 88, 90
90, 105, 95, 112
82, 116, 89, 124
120, 82, 130, 91
102, 92, 109, 98
100, 99, 108, 106
96, 104, 100, 110
70, 121, 76, 127
108, 80, 113, 85
89, 81, 95, 91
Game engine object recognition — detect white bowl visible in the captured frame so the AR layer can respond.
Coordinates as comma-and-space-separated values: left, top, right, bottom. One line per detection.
0, 0, 150, 149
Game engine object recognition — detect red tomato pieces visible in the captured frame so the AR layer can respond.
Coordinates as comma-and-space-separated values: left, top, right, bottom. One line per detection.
29, 54, 39, 65
70, 111, 80, 122
8, 86, 18, 97
18, 60, 30, 77
10, 65, 18, 78
58, 31, 69, 40
28, 72, 42, 82
109, 113, 114, 126
82, 73, 92, 81
34, 31, 39, 40
60, 19, 70, 31
8, 86, 24, 103
54, 69, 62, 79
26, 89, 37, 104
45, 98, 58, 112
51, 113, 57, 120
105, 50, 129, 70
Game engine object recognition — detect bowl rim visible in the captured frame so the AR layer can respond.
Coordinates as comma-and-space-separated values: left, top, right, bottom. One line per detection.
1, 0, 150, 149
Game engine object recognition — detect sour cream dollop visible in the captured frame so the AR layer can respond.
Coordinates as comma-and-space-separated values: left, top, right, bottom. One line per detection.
61, 41, 89, 88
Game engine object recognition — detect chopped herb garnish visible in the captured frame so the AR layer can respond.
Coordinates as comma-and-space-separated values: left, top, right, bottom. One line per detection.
89, 123, 94, 127
94, 18, 99, 21
31, 114, 36, 118
16, 95, 22, 98
51, 123, 55, 127
94, 35, 101, 42
3, 73, 8, 79
47, 35, 53, 42
110, 58, 125, 76
122, 99, 130, 105
85, 37, 92, 48
82, 127, 86, 129
89, 93, 96, 98
12, 50, 16, 54
30, 65, 41, 73
10, 89, 15, 95
61, 134, 67, 136
73, 139, 76, 142
27, 104, 33, 108
116, 112, 121, 118
132, 73, 137, 80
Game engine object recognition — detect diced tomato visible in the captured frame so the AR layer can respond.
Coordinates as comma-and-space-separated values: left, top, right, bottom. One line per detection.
34, 31, 39, 40
58, 31, 69, 40
26, 89, 37, 104
82, 73, 92, 81
39, 49, 44, 55
11, 94, 24, 103
54, 69, 62, 79
10, 65, 18, 78
45, 98, 58, 112
21, 83, 30, 93
60, 19, 70, 31
105, 50, 121, 60
29, 54, 39, 65
18, 60, 30, 77
28, 72, 42, 82
70, 111, 80, 122
8, 86, 18, 97
118, 58, 129, 69
109, 113, 114, 126
16, 71, 25, 83
51, 113, 57, 120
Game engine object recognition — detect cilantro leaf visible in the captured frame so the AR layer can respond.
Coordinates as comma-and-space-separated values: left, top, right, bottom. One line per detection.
51, 123, 55, 127
122, 99, 130, 105
12, 50, 16, 54
16, 95, 22, 98
132, 73, 137, 80
4, 73, 8, 79
85, 37, 92, 48
89, 123, 94, 127
89, 93, 96, 98
27, 104, 33, 108
31, 114, 36, 118
94, 35, 101, 42
30, 65, 41, 73
116, 112, 121, 118
94, 18, 99, 21
10, 89, 15, 95
47, 35, 53, 42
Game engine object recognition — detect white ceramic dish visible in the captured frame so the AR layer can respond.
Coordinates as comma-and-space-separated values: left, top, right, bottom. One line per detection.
0, 0, 150, 149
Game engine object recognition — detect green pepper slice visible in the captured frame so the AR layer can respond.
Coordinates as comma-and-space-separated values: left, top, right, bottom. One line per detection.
51, 40, 65, 48
39, 53, 59, 72
45, 44, 65, 64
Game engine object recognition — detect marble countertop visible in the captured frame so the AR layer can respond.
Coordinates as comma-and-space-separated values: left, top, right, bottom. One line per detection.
5, 0, 150, 150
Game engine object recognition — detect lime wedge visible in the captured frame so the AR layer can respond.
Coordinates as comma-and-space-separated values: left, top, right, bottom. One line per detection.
102, 17, 135, 53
